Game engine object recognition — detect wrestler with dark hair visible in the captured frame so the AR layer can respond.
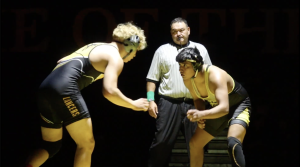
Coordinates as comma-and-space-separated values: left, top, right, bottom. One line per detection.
176, 47, 251, 167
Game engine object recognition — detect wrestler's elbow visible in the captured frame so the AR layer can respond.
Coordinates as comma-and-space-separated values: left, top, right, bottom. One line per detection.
220, 105, 230, 115
102, 87, 117, 99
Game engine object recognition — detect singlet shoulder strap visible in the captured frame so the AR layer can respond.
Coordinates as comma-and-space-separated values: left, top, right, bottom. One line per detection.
205, 65, 211, 72
191, 78, 202, 98
228, 75, 235, 94
192, 65, 212, 99
204, 65, 214, 96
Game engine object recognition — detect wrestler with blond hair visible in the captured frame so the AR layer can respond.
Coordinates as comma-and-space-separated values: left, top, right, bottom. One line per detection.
25, 22, 149, 167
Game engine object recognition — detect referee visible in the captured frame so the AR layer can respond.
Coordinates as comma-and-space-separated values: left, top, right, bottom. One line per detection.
146, 17, 212, 167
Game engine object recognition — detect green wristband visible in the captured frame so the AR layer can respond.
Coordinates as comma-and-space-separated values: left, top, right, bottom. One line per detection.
147, 91, 155, 102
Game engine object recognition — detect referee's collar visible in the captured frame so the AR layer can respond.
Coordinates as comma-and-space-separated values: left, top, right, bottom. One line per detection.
171, 41, 190, 49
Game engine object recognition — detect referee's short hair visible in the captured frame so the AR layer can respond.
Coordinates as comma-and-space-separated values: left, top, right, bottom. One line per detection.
170, 17, 188, 27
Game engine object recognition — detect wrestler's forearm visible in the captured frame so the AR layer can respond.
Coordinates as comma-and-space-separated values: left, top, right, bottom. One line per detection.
103, 87, 134, 109
199, 105, 229, 119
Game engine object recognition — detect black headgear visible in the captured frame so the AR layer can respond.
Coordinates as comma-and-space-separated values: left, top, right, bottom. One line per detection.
122, 35, 140, 59
176, 47, 203, 77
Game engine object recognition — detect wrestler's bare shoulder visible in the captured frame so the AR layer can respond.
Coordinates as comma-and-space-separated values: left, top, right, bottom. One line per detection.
89, 44, 122, 72
206, 65, 231, 83
90, 44, 120, 61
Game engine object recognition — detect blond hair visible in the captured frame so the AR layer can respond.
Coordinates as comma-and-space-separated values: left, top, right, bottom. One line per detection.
112, 22, 147, 51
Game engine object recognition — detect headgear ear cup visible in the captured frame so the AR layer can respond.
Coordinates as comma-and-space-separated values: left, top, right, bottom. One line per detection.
122, 35, 140, 59
189, 47, 203, 77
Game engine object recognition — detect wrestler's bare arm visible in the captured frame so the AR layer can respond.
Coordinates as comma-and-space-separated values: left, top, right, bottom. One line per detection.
188, 67, 230, 121
100, 51, 136, 109
100, 49, 149, 111
206, 68, 230, 117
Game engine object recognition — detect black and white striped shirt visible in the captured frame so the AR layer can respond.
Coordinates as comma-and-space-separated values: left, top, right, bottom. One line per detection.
146, 41, 212, 99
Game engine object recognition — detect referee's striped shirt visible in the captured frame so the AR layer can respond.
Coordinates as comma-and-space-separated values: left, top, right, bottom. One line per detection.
146, 41, 212, 99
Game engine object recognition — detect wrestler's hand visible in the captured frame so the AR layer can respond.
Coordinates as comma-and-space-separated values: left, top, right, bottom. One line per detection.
148, 101, 158, 119
197, 119, 206, 129
132, 98, 149, 112
187, 109, 203, 122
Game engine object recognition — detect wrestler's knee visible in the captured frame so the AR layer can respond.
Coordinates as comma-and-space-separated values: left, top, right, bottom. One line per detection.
76, 137, 95, 152
227, 137, 245, 167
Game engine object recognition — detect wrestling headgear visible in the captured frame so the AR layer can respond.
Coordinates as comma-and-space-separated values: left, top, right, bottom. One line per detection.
122, 35, 140, 59
176, 47, 204, 77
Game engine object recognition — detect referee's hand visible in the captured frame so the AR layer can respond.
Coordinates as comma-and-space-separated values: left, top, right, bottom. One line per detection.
148, 101, 158, 118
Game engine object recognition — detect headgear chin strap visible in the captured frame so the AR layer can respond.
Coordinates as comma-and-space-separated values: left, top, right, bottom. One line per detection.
193, 62, 202, 78
186, 59, 202, 78
122, 35, 140, 59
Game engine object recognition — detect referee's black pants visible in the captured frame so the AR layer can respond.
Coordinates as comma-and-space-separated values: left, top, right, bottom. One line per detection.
148, 96, 197, 167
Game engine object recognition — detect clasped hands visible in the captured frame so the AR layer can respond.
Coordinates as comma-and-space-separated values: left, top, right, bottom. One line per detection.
187, 109, 206, 129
